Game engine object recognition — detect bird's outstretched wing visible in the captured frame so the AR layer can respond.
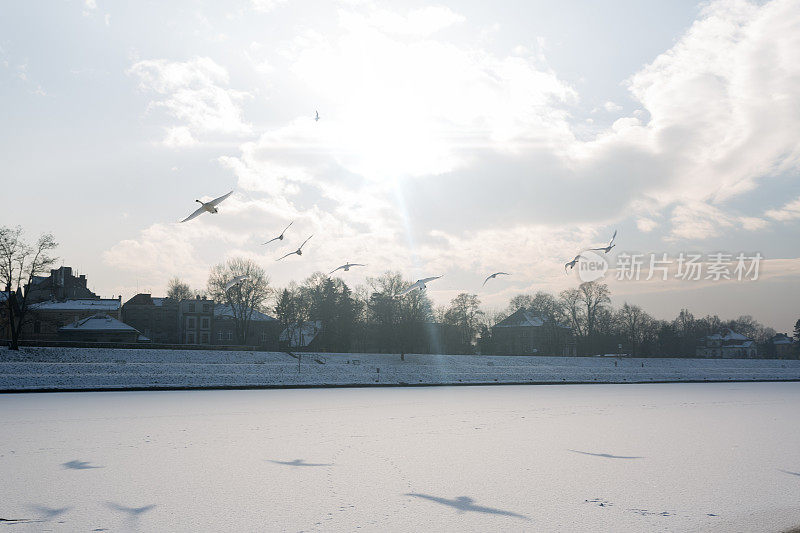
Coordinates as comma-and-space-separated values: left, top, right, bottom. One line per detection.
282, 221, 294, 234
587, 246, 606, 252
395, 282, 419, 297
276, 251, 296, 261
180, 205, 206, 223
350, 263, 365, 267
298, 235, 313, 250
608, 229, 617, 246
482, 275, 493, 287
262, 236, 280, 245
209, 190, 234, 207
329, 265, 345, 274
419, 275, 442, 284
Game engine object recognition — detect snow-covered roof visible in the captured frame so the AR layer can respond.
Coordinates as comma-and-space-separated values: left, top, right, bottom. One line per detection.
32, 298, 120, 311
493, 309, 545, 328
214, 304, 276, 322
59, 314, 139, 333
772, 334, 794, 345
706, 329, 751, 342
280, 320, 322, 347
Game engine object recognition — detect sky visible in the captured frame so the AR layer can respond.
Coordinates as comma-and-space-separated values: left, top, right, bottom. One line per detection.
1, 0, 799, 332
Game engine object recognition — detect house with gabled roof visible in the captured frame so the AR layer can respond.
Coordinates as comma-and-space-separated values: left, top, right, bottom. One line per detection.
490, 308, 575, 356
58, 314, 144, 343
696, 328, 757, 358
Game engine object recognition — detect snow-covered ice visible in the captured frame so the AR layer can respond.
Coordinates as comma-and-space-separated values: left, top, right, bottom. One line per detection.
1, 383, 800, 531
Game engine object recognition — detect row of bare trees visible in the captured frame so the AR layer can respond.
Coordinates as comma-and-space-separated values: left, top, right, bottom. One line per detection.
1, 225, 789, 355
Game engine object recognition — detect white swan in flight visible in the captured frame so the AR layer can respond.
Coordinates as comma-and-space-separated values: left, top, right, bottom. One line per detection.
277, 235, 313, 261
329, 262, 365, 275
224, 275, 249, 292
180, 190, 233, 223
263, 221, 294, 245
589, 230, 617, 253
396, 276, 442, 297
564, 254, 582, 274
483, 272, 509, 286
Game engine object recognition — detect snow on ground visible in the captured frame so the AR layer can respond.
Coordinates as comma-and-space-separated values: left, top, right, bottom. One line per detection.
1, 383, 799, 532
1, 347, 800, 390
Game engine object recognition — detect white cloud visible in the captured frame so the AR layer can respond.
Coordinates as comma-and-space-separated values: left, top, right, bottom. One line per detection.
339, 5, 465, 36
250, 0, 288, 13
603, 101, 622, 112
636, 217, 658, 232
128, 57, 253, 145
765, 195, 800, 221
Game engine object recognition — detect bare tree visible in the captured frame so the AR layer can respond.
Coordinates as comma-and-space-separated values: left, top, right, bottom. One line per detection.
166, 277, 194, 301
443, 293, 484, 352
207, 258, 272, 345
0, 226, 58, 350
616, 302, 654, 357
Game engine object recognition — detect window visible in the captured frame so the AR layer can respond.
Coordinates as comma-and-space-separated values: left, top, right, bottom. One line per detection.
217, 331, 223, 341
203, 304, 210, 313
227, 331, 233, 341
186, 332, 196, 344
201, 333, 210, 344
186, 317, 196, 329
201, 317, 210, 329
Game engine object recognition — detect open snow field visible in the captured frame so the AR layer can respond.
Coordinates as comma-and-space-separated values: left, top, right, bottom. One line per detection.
2, 383, 800, 532
3, 347, 800, 390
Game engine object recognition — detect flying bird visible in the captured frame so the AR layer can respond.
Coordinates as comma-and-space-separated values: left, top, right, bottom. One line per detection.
277, 235, 313, 261
329, 262, 365, 275
564, 254, 582, 274
180, 190, 233, 223
482, 272, 509, 286
224, 275, 249, 292
589, 229, 617, 253
263, 221, 293, 245
396, 276, 442, 297
315, 110, 320, 122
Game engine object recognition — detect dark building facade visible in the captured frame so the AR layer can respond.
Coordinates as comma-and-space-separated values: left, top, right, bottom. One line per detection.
26, 266, 100, 303
25, 298, 122, 341
490, 309, 575, 356
178, 296, 214, 345
121, 294, 179, 344
213, 304, 280, 347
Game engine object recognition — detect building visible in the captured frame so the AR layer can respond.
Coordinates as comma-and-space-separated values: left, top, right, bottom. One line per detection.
25, 266, 100, 303
59, 314, 143, 343
121, 294, 179, 344
213, 304, 280, 347
770, 333, 797, 359
491, 309, 575, 356
178, 296, 214, 345
25, 298, 122, 341
696, 329, 757, 358
280, 321, 323, 350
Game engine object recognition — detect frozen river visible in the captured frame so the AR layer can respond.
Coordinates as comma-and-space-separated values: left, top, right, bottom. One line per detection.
2, 383, 799, 532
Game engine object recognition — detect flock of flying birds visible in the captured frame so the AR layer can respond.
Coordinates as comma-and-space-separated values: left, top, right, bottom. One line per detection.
179, 116, 618, 296
564, 230, 617, 273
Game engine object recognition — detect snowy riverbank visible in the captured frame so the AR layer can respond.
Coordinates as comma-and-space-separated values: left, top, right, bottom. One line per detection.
1, 346, 799, 391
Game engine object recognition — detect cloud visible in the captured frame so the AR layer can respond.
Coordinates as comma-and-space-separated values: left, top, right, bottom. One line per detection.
636, 217, 658, 232
128, 57, 253, 145
765, 195, 800, 221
